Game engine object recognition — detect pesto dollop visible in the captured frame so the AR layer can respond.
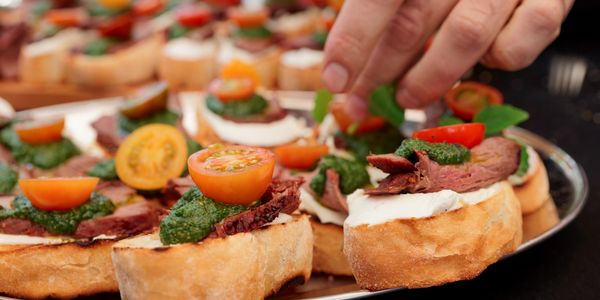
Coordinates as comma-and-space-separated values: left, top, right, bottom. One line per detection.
117, 110, 179, 133
516, 144, 530, 177
0, 127, 80, 169
159, 187, 249, 245
234, 26, 272, 39
87, 159, 118, 181
0, 193, 115, 235
310, 155, 370, 196
335, 125, 403, 161
0, 163, 18, 194
206, 94, 268, 118
394, 138, 470, 165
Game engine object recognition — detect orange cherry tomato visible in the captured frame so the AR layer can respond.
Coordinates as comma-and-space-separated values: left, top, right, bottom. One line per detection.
99, 0, 131, 10
116, 124, 188, 190
14, 117, 65, 145
19, 177, 100, 211
188, 145, 275, 205
98, 14, 133, 39
412, 123, 485, 149
45, 8, 85, 27
175, 6, 212, 28
133, 0, 164, 16
274, 144, 329, 170
445, 81, 504, 121
221, 59, 261, 86
320, 12, 335, 32
330, 101, 385, 134
327, 0, 344, 12
208, 78, 256, 102
227, 7, 269, 28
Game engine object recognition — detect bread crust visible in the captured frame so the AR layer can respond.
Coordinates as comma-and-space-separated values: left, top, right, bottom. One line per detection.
522, 197, 559, 242
310, 220, 353, 276
158, 42, 216, 90
277, 61, 323, 91
67, 34, 163, 87
112, 215, 313, 300
344, 182, 522, 290
514, 158, 550, 214
0, 239, 118, 299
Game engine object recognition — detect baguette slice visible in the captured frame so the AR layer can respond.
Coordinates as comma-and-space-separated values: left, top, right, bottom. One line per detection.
158, 38, 217, 90
311, 220, 353, 276
277, 49, 324, 91
0, 238, 118, 299
344, 181, 522, 290
112, 214, 313, 300
67, 34, 163, 87
513, 155, 550, 214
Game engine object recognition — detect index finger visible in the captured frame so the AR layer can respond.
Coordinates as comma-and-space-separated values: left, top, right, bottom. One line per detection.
322, 0, 405, 93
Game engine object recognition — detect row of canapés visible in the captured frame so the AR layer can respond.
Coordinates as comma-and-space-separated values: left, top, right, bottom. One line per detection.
0, 79, 557, 299
0, 0, 343, 90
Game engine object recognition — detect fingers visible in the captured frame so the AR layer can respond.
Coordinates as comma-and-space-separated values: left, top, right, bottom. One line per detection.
481, 0, 573, 70
396, 0, 519, 108
322, 0, 405, 93
346, 0, 458, 119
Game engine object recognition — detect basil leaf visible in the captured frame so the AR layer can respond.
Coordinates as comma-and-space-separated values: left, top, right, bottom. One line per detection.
312, 89, 333, 123
368, 85, 405, 127
473, 104, 529, 136
516, 144, 530, 176
439, 115, 464, 126
234, 27, 272, 39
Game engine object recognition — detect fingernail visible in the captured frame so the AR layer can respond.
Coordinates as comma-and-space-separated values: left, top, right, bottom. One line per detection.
396, 88, 422, 109
322, 63, 349, 93
345, 95, 368, 121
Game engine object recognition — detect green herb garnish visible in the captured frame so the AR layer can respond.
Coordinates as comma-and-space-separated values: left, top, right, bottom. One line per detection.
0, 163, 18, 194
368, 84, 405, 127
117, 110, 179, 133
87, 159, 118, 181
206, 94, 268, 118
395, 138, 470, 165
473, 104, 529, 136
310, 155, 370, 196
312, 89, 334, 123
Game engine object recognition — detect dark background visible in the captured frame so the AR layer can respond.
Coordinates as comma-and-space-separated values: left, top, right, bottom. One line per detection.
381, 1, 600, 299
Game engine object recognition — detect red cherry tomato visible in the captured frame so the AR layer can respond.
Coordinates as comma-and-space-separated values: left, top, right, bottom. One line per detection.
445, 82, 504, 121
98, 14, 133, 39
133, 0, 164, 17
330, 101, 385, 134
175, 7, 213, 28
412, 123, 486, 148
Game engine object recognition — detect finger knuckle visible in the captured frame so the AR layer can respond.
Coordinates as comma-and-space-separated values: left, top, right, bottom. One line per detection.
447, 13, 490, 50
490, 47, 531, 71
527, 3, 564, 34
325, 31, 364, 60
387, 10, 425, 52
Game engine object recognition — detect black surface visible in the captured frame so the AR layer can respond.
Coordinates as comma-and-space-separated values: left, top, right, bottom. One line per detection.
378, 2, 600, 299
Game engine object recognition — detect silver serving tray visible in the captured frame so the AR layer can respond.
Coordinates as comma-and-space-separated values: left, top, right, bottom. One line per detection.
0, 92, 588, 300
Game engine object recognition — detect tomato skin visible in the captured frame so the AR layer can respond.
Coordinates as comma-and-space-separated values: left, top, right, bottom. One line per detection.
412, 123, 486, 148
175, 7, 212, 28
115, 124, 188, 190
99, 0, 131, 10
274, 144, 328, 170
188, 145, 275, 205
98, 14, 133, 39
208, 78, 255, 102
19, 177, 99, 211
445, 81, 504, 121
46, 8, 84, 27
227, 7, 269, 28
133, 0, 164, 16
14, 117, 65, 145
330, 101, 385, 134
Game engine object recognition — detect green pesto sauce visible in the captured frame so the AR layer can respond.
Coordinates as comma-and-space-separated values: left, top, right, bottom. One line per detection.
87, 159, 118, 181
335, 125, 403, 161
159, 187, 249, 245
234, 26, 272, 39
312, 30, 328, 49
117, 110, 179, 133
206, 94, 268, 119
0, 163, 18, 194
310, 155, 370, 196
0, 127, 80, 170
84, 38, 119, 56
168, 22, 189, 40
516, 144, 530, 177
394, 138, 470, 165
0, 193, 115, 235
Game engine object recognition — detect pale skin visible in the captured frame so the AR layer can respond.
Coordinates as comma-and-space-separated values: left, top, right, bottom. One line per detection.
321, 0, 575, 119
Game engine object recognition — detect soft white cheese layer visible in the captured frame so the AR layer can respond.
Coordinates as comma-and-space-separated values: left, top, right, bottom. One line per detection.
201, 102, 311, 147
218, 40, 255, 64
281, 48, 323, 69
164, 38, 215, 60
0, 234, 73, 245
345, 182, 503, 227
299, 188, 346, 226
509, 145, 539, 186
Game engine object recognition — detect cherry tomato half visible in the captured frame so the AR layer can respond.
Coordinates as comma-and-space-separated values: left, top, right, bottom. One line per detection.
120, 81, 169, 119
227, 7, 269, 28
188, 145, 275, 205
45, 8, 85, 27
14, 117, 65, 145
19, 177, 99, 211
115, 124, 188, 190
98, 14, 133, 39
98, 0, 131, 10
412, 123, 486, 148
445, 81, 504, 121
175, 6, 212, 28
133, 0, 164, 17
330, 101, 385, 134
208, 78, 255, 102
274, 144, 329, 170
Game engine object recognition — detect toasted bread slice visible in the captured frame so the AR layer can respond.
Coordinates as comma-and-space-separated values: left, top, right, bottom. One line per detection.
522, 197, 559, 242
112, 215, 313, 300
513, 157, 550, 214
278, 57, 323, 90
0, 238, 118, 299
158, 38, 217, 90
310, 219, 353, 276
344, 182, 522, 290
67, 34, 163, 87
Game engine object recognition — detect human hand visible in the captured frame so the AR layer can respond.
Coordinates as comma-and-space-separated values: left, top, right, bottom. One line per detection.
321, 0, 574, 119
